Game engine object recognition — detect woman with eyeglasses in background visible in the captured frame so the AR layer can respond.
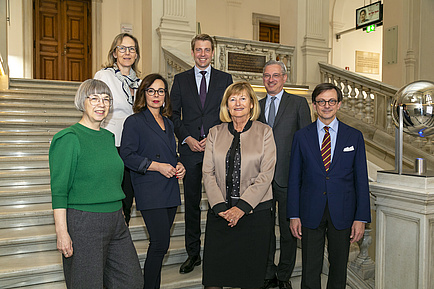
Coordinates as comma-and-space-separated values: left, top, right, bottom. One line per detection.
49, 79, 143, 288
120, 74, 186, 289
94, 33, 141, 225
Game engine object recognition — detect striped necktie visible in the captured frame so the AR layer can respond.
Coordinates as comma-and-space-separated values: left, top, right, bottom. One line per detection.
321, 126, 331, 172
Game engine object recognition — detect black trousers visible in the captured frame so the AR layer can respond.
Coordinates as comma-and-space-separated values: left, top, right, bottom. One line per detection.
265, 181, 297, 281
141, 207, 177, 289
181, 159, 203, 257
301, 204, 351, 289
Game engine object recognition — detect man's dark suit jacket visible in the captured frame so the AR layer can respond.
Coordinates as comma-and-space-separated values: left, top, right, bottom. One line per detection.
259, 91, 311, 187
287, 121, 371, 230
120, 109, 181, 211
170, 67, 233, 162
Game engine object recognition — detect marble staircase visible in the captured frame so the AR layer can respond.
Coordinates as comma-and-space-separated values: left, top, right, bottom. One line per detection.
0, 79, 289, 289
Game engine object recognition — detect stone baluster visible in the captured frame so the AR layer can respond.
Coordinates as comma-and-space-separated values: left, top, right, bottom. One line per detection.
355, 86, 364, 120
322, 72, 328, 83
364, 89, 374, 124
350, 83, 357, 116
385, 96, 394, 134
349, 223, 375, 282
341, 80, 350, 111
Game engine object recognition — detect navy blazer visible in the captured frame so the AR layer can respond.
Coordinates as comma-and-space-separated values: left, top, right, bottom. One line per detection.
287, 121, 371, 230
170, 66, 233, 161
120, 109, 181, 211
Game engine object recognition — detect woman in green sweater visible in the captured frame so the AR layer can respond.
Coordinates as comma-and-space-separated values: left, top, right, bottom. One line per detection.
49, 79, 143, 288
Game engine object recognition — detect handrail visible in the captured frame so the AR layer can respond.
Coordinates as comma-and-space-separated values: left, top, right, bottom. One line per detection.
320, 62, 434, 170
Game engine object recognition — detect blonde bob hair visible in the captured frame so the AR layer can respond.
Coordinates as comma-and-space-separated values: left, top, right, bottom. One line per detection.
220, 82, 260, 122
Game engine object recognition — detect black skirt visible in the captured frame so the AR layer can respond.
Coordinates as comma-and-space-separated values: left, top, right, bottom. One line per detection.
202, 207, 273, 288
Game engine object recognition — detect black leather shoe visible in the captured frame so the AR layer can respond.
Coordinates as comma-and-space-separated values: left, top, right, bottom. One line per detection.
278, 280, 292, 289
261, 276, 278, 289
179, 255, 201, 274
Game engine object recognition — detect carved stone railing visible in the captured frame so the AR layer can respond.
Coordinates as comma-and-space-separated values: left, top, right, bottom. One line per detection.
213, 36, 295, 84
319, 62, 434, 164
161, 46, 194, 86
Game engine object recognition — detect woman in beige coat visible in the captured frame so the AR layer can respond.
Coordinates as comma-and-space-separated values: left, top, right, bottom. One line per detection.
202, 82, 277, 289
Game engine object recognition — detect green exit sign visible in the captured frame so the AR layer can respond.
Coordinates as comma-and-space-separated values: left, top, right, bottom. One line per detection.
366, 24, 376, 33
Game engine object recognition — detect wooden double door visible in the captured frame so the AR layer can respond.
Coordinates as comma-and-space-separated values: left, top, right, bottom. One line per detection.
33, 0, 92, 81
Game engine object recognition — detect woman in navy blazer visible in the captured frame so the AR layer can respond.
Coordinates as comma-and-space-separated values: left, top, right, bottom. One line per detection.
120, 74, 185, 289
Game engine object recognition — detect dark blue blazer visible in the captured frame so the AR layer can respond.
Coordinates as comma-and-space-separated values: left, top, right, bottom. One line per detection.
120, 109, 181, 211
170, 67, 233, 162
287, 120, 371, 230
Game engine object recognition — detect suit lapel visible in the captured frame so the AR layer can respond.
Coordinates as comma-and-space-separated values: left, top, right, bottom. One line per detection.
187, 68, 203, 111
142, 110, 175, 154
203, 67, 217, 111
305, 122, 327, 173
329, 121, 349, 172
259, 98, 266, 123
274, 91, 290, 126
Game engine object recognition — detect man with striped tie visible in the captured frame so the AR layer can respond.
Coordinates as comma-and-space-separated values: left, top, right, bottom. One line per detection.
287, 83, 371, 289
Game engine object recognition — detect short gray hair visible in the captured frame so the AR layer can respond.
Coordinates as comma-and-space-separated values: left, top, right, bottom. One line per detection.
263, 60, 287, 74
75, 79, 112, 112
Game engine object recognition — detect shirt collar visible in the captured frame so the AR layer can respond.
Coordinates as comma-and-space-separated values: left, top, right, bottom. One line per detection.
194, 65, 211, 75
266, 89, 284, 101
316, 117, 339, 133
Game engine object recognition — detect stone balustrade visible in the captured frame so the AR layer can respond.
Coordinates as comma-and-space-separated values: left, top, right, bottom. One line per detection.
319, 62, 434, 157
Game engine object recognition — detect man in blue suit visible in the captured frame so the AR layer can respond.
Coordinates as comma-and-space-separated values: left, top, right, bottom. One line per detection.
171, 34, 233, 274
287, 83, 371, 289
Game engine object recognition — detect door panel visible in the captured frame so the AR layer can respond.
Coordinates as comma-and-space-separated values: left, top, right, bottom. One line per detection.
34, 0, 91, 81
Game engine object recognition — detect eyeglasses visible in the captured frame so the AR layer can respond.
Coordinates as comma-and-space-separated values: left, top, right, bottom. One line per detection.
87, 95, 112, 106
146, 88, 166, 96
263, 73, 284, 80
314, 99, 339, 106
116, 45, 136, 53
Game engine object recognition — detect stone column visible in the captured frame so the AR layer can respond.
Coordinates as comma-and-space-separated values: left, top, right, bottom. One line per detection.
157, 0, 196, 78
300, 0, 331, 88
0, 0, 8, 89
370, 171, 434, 289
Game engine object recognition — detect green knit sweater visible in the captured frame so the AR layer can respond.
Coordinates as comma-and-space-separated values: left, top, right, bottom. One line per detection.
49, 123, 124, 212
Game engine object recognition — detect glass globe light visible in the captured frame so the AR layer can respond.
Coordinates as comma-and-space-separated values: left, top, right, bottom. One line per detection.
391, 80, 434, 137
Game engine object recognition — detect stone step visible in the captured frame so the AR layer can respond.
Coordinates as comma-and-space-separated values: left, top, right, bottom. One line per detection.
0, 143, 50, 156
0, 185, 51, 206
0, 131, 56, 143
0, 92, 75, 102
0, 234, 202, 289
0, 113, 80, 124
9, 78, 80, 92
0, 191, 207, 229
0, 122, 76, 131
0, 168, 50, 188
0, 104, 82, 115
0, 210, 207, 257
0, 155, 48, 170
2, 236, 291, 289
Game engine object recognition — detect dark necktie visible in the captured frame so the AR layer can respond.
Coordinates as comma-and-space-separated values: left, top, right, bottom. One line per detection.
199, 71, 207, 108
199, 71, 207, 136
268, 96, 276, 127
321, 126, 331, 172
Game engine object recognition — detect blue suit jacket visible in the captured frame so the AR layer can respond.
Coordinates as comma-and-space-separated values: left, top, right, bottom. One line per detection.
287, 120, 371, 230
120, 109, 181, 211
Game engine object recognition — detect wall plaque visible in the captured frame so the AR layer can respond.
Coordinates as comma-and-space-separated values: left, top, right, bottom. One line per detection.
227, 52, 266, 73
355, 50, 380, 74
